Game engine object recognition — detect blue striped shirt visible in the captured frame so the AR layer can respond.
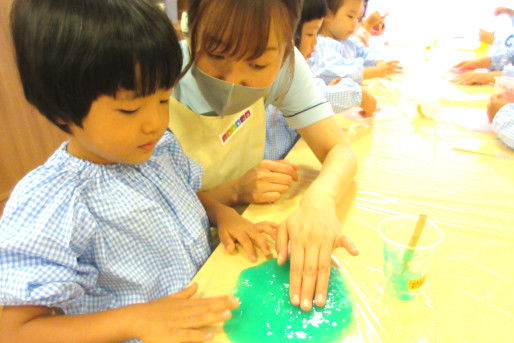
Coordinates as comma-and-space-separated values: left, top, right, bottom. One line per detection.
308, 35, 380, 85
490, 45, 514, 71
0, 131, 211, 318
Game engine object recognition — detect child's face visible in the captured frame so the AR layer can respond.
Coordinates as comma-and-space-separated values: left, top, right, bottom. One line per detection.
195, 26, 285, 88
299, 18, 324, 59
325, 0, 362, 40
67, 88, 172, 164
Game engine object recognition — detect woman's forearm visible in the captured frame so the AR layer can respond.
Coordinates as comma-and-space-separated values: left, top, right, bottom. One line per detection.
304, 142, 357, 204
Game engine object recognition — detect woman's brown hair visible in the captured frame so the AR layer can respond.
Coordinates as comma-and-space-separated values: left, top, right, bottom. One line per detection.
187, 0, 301, 63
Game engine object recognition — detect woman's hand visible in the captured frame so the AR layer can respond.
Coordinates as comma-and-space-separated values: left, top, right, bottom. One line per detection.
135, 284, 240, 343
276, 195, 358, 312
236, 160, 299, 204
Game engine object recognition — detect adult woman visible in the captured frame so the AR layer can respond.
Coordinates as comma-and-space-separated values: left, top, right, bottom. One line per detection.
169, 0, 358, 312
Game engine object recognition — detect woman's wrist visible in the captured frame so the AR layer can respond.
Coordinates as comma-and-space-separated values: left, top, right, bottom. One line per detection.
302, 180, 338, 208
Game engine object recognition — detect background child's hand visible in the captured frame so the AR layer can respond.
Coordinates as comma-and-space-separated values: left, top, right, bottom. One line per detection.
494, 7, 514, 17
453, 59, 487, 71
366, 12, 387, 36
217, 207, 277, 261
453, 71, 495, 85
363, 11, 382, 32
376, 60, 403, 77
328, 77, 343, 86
236, 160, 299, 203
479, 29, 495, 45
360, 88, 377, 117
134, 283, 239, 343
487, 93, 510, 122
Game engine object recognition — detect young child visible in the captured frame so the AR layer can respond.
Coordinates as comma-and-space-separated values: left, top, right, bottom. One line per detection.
309, 0, 401, 86
265, 0, 376, 160
488, 96, 514, 149
0, 0, 276, 341
453, 43, 514, 85
487, 64, 514, 149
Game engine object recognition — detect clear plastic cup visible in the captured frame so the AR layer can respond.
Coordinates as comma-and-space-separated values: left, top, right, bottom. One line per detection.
379, 215, 442, 300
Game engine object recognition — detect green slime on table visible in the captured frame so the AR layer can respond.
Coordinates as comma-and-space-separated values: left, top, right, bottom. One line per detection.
224, 259, 354, 342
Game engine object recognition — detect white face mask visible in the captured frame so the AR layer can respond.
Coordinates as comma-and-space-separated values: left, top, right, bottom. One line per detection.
191, 64, 271, 117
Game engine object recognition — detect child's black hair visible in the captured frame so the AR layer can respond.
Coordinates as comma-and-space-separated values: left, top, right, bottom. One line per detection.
11, 0, 182, 133
295, 0, 328, 47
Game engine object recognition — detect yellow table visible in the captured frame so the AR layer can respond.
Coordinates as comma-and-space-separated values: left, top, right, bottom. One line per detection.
193, 44, 514, 342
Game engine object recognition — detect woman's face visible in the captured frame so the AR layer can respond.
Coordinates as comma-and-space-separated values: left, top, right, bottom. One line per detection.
195, 26, 286, 88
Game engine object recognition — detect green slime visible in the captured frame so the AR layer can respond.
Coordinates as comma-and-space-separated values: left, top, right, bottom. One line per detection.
224, 259, 354, 342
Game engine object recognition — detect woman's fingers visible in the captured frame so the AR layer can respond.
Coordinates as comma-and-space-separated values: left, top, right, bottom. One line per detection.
299, 245, 320, 311
334, 235, 359, 256
289, 240, 304, 306
314, 245, 333, 308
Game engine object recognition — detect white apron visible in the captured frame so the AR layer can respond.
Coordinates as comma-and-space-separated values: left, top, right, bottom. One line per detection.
169, 97, 266, 190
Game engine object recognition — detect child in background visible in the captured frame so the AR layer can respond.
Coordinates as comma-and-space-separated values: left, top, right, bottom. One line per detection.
488, 96, 514, 149
488, 94, 514, 149
487, 62, 514, 149
0, 0, 278, 341
453, 45, 514, 85
352, 0, 386, 47
309, 0, 401, 87
265, 0, 376, 160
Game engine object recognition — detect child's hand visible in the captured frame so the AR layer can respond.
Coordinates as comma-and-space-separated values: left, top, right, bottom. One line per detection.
360, 88, 377, 117
236, 160, 299, 203
376, 60, 403, 77
217, 207, 277, 261
134, 283, 239, 343
487, 93, 510, 122
453, 60, 480, 71
453, 71, 495, 85
366, 12, 386, 36
363, 11, 382, 31
494, 7, 514, 17
479, 29, 495, 45
328, 77, 343, 86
